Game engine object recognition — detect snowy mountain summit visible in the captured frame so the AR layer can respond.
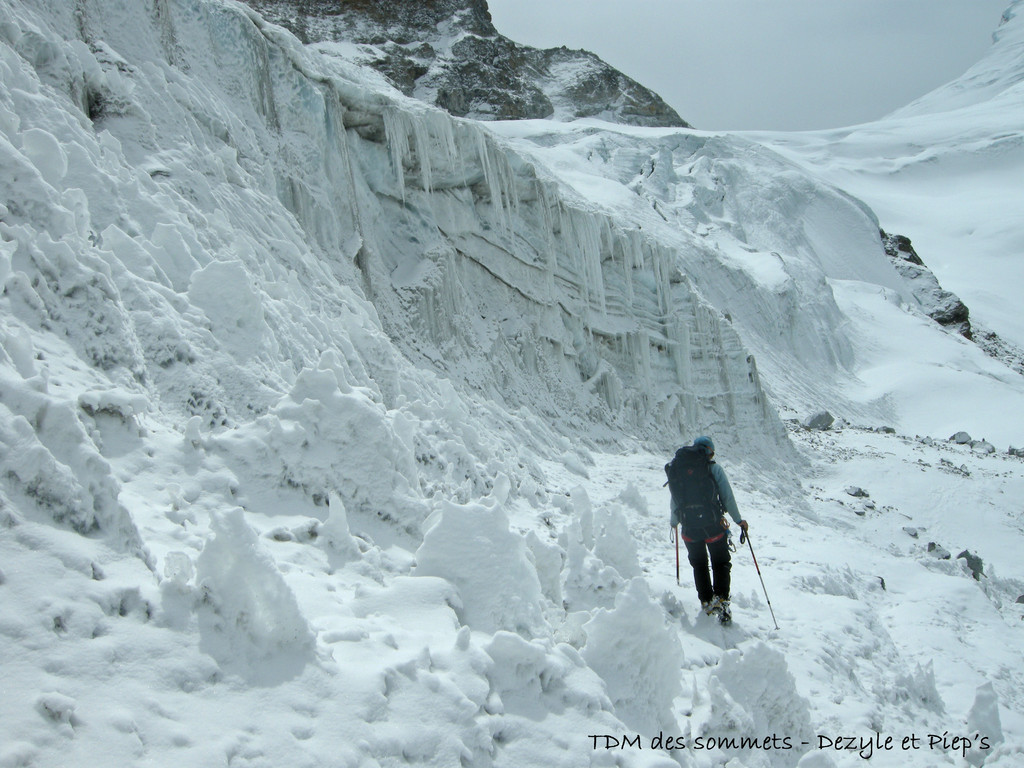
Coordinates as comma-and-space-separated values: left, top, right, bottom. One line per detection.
1, 0, 1024, 767
242, 0, 690, 126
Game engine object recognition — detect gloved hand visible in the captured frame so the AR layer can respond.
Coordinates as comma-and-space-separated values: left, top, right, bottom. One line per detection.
738, 519, 749, 543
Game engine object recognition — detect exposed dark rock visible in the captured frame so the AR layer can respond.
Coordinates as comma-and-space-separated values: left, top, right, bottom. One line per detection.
845, 486, 869, 498
241, 0, 689, 127
950, 431, 972, 444
972, 323, 1024, 376
879, 233, 1024, 374
927, 542, 951, 560
432, 35, 554, 120
374, 43, 431, 95
876, 228, 1024, 379
881, 229, 971, 338
957, 549, 984, 581
938, 458, 970, 477
803, 410, 834, 431
882, 232, 924, 265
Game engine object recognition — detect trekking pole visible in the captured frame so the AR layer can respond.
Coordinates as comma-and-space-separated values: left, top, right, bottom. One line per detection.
673, 525, 680, 585
743, 530, 779, 631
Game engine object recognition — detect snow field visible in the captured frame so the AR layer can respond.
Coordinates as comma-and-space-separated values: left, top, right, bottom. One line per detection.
750, 0, 1024, 356
560, 426, 1024, 768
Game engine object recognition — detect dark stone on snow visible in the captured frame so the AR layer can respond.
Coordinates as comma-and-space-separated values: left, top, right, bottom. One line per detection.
970, 439, 996, 454
803, 410, 834, 431
957, 550, 984, 581
880, 229, 971, 338
883, 232, 920, 263
845, 486, 869, 498
950, 431, 972, 444
973, 326, 1024, 376
927, 542, 951, 560
1016, 595, 1024, 604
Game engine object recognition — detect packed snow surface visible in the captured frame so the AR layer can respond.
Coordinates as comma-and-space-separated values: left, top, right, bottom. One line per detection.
1, 1, 1023, 767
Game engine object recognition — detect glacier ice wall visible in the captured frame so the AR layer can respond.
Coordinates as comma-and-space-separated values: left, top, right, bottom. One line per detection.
368, 104, 792, 456
0, 0, 808, 510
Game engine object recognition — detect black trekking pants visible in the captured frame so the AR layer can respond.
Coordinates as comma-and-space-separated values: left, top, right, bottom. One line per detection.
684, 535, 731, 603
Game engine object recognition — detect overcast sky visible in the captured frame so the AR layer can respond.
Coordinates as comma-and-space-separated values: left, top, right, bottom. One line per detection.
486, 0, 1009, 131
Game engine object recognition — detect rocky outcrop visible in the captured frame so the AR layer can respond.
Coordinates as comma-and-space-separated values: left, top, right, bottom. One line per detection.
880, 230, 971, 337
241, 0, 689, 127
883, 229, 1024, 375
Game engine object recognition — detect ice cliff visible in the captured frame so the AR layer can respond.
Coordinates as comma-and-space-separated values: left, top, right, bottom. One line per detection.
0, 0, 841, 482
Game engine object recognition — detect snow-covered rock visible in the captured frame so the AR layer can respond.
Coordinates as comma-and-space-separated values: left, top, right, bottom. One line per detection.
241, 0, 688, 127
194, 507, 316, 680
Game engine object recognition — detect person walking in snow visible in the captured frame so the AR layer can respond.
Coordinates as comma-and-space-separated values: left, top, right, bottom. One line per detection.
666, 435, 748, 623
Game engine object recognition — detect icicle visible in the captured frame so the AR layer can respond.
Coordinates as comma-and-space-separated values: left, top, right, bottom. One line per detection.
567, 208, 607, 315
475, 130, 505, 229
383, 107, 409, 201
621, 230, 637, 311
536, 182, 559, 296
439, 112, 462, 189
333, 99, 368, 245
409, 114, 434, 196
474, 128, 523, 242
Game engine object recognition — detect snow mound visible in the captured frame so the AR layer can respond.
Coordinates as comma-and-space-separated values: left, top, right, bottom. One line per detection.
582, 579, 682, 737
710, 643, 811, 741
195, 507, 315, 682
415, 494, 548, 636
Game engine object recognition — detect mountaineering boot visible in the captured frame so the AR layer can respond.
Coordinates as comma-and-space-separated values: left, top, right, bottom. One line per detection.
702, 597, 723, 617
717, 599, 732, 625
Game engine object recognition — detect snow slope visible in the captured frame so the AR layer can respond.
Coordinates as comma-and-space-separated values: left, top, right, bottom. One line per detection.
1, 1, 1023, 767
750, 0, 1024, 357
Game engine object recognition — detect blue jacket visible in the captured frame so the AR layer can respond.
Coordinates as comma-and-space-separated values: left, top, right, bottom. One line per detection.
670, 461, 742, 528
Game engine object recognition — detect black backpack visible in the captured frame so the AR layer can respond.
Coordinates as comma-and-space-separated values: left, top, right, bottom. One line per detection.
665, 446, 722, 535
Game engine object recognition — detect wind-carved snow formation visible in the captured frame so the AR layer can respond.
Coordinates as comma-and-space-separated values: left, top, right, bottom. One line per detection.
2, 0, 1023, 766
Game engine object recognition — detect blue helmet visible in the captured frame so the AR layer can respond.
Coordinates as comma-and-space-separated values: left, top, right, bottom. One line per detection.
693, 435, 715, 454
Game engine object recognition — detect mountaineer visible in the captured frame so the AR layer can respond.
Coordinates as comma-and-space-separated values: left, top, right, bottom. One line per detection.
666, 436, 748, 624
